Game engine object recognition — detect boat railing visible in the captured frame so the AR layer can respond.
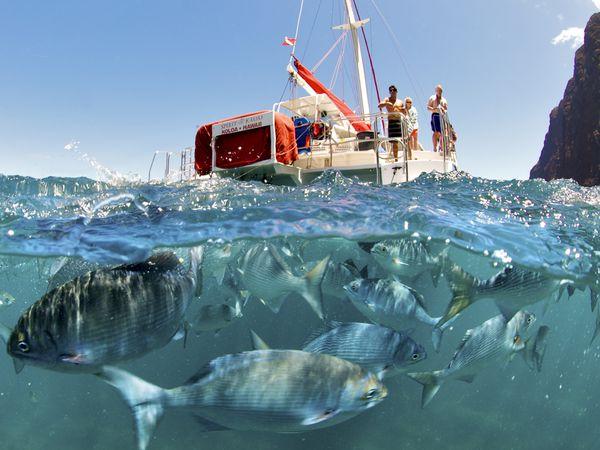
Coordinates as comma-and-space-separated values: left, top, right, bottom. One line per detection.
148, 147, 196, 183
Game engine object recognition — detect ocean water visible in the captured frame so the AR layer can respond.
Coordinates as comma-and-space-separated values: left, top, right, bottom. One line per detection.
0, 171, 598, 450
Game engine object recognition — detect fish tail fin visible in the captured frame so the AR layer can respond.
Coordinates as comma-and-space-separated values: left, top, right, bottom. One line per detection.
189, 246, 204, 297
96, 366, 166, 450
430, 264, 442, 288
406, 370, 444, 408
438, 263, 478, 327
591, 287, 598, 312
431, 321, 444, 353
234, 298, 243, 318
522, 326, 550, 372
0, 322, 11, 345
249, 330, 271, 350
300, 256, 330, 320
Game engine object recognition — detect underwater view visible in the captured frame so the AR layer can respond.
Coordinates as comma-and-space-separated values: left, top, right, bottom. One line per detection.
0, 171, 598, 450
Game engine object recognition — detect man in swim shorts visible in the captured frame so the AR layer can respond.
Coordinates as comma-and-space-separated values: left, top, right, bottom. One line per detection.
378, 85, 405, 161
427, 85, 448, 152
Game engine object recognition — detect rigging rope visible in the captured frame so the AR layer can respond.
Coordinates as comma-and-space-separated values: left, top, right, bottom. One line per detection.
369, 0, 426, 106
330, 32, 348, 89
290, 0, 305, 62
312, 30, 349, 72
301, 0, 323, 61
352, 0, 384, 131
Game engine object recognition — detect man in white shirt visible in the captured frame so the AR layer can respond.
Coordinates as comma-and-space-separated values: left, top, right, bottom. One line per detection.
427, 85, 448, 152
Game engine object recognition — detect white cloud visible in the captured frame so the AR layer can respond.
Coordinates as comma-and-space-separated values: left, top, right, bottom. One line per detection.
594, 0, 600, 11
552, 27, 584, 49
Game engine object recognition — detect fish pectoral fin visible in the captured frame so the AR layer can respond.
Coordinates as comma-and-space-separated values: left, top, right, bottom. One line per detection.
260, 296, 287, 314
192, 415, 231, 432
172, 328, 186, 342
12, 358, 25, 374
392, 258, 409, 266
456, 374, 476, 383
59, 353, 89, 365
301, 408, 340, 426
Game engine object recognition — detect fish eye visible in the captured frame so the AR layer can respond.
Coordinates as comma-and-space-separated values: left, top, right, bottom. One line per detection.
17, 341, 29, 353
362, 388, 378, 400
380, 246, 388, 253
411, 353, 420, 360
526, 316, 533, 324
351, 284, 359, 292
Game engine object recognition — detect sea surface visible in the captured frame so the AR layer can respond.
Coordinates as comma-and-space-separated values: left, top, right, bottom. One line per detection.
0, 171, 598, 450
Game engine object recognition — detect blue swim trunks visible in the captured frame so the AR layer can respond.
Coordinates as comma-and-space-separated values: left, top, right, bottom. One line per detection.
430, 113, 442, 133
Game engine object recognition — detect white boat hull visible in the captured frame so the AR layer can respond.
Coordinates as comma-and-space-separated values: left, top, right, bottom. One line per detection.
213, 150, 458, 186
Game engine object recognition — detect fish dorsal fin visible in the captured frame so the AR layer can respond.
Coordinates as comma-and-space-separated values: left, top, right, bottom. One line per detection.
185, 364, 213, 385
494, 300, 518, 321
357, 241, 375, 253
359, 265, 369, 279
113, 252, 180, 273
301, 321, 344, 348
267, 244, 293, 274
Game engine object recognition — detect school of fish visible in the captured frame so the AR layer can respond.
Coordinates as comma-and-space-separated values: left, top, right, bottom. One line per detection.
3, 236, 597, 450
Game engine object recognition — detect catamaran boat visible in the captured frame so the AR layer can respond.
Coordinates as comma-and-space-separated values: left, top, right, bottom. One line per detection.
150, 0, 459, 186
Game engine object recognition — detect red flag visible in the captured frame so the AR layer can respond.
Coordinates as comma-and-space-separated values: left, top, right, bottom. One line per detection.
282, 36, 297, 46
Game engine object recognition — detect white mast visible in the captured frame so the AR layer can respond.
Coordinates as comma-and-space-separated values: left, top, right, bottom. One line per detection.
341, 0, 370, 116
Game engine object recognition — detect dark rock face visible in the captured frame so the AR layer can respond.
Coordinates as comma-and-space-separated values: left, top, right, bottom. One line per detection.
530, 13, 600, 186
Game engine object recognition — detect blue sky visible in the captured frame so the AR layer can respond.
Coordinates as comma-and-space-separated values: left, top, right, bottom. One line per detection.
0, 0, 598, 181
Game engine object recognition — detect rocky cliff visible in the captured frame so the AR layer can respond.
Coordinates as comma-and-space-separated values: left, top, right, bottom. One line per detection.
530, 13, 600, 186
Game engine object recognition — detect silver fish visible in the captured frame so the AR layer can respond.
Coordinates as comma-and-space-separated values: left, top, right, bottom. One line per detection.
343, 277, 452, 352
238, 243, 329, 319
320, 260, 362, 300
302, 322, 427, 378
301, 238, 367, 268
407, 310, 536, 407
195, 300, 243, 333
203, 242, 242, 284
217, 264, 251, 306
371, 239, 443, 285
97, 350, 387, 449
438, 262, 561, 327
0, 291, 15, 307
0, 248, 203, 374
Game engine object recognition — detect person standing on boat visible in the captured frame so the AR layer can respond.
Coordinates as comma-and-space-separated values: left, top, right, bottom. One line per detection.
405, 97, 419, 156
378, 85, 404, 162
427, 85, 448, 152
